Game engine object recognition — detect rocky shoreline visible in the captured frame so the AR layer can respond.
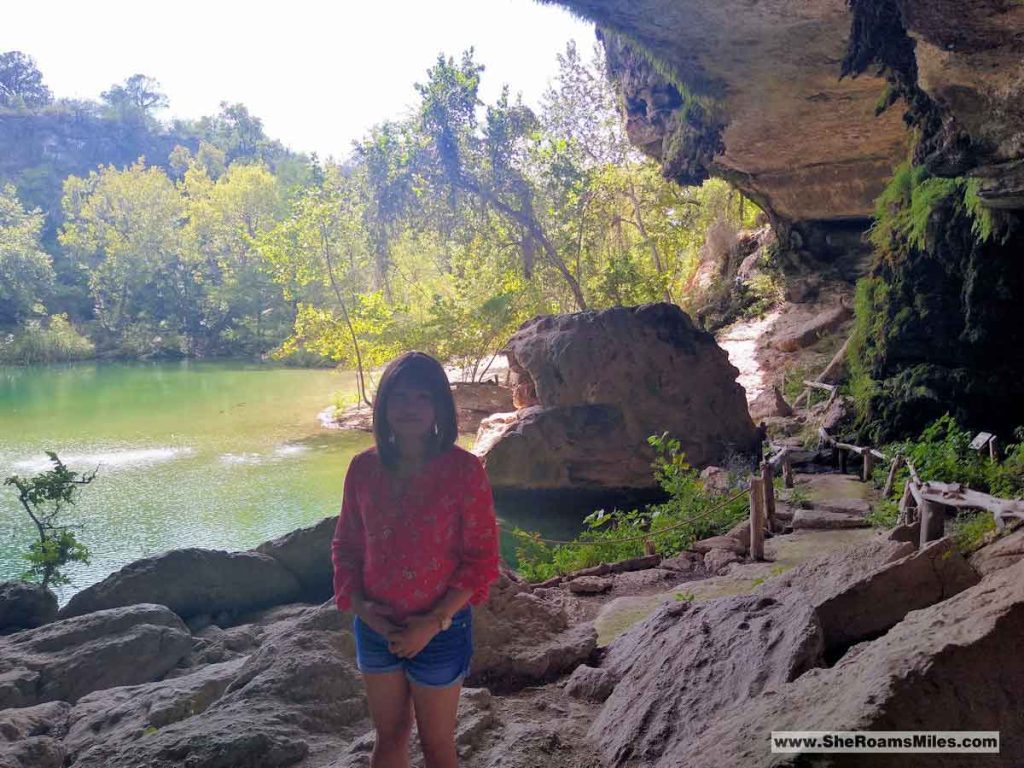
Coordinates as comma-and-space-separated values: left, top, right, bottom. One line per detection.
3, 464, 1023, 767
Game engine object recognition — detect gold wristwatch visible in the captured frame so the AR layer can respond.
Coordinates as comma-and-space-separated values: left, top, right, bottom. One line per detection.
434, 611, 452, 631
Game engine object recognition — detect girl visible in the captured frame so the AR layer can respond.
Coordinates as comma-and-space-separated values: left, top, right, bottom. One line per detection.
332, 351, 500, 768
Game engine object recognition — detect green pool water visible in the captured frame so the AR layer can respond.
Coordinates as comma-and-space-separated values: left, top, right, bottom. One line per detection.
0, 361, 583, 604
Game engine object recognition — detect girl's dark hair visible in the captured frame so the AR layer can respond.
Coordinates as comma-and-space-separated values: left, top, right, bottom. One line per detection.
372, 351, 458, 469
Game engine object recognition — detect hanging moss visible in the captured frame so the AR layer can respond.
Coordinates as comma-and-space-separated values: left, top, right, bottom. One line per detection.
869, 161, 1003, 257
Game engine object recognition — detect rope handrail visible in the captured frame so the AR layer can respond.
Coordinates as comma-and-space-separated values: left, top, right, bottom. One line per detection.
499, 488, 749, 547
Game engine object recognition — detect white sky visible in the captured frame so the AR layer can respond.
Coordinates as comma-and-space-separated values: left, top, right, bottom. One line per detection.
3, 0, 594, 160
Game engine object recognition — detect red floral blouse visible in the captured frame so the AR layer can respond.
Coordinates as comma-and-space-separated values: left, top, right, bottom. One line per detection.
331, 445, 500, 620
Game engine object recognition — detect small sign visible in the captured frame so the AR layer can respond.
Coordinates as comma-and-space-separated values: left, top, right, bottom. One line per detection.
969, 432, 995, 451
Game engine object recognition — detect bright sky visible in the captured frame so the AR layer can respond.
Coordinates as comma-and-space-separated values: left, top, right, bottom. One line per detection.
2, 0, 594, 160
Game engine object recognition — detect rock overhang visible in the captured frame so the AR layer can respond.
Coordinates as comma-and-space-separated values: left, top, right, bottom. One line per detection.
543, 0, 911, 227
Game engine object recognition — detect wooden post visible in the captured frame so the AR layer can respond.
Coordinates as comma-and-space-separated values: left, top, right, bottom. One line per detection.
990, 437, 998, 461
882, 455, 902, 498
839, 449, 848, 474
783, 455, 794, 488
761, 462, 777, 533
749, 477, 765, 561
862, 450, 876, 483
898, 482, 917, 525
919, 499, 945, 548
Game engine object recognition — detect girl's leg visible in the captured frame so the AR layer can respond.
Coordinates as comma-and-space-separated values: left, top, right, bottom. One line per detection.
364, 670, 414, 768
409, 680, 462, 768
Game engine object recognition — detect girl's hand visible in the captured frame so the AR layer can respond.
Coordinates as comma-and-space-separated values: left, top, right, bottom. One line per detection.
354, 597, 404, 636
387, 614, 439, 659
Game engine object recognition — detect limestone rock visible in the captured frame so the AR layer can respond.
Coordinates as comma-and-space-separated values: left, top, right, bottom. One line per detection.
698, 465, 731, 493
586, 536, 983, 767
607, 555, 663, 574
65, 603, 365, 768
724, 519, 751, 550
772, 304, 853, 353
658, 551, 704, 575
969, 526, 1024, 577
478, 304, 758, 495
451, 381, 514, 433
61, 658, 247, 760
0, 582, 57, 634
563, 664, 615, 703
692, 535, 745, 555
0, 701, 70, 768
787, 537, 979, 658
689, 559, 1024, 767
749, 386, 794, 421
792, 508, 869, 530
568, 576, 613, 595
590, 595, 825, 765
470, 572, 596, 691
609, 568, 676, 591
703, 549, 742, 574
255, 516, 336, 601
583, 6, 908, 224
0, 604, 191, 709
60, 548, 303, 621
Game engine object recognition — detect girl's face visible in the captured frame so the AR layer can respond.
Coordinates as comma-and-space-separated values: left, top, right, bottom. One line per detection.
385, 380, 436, 442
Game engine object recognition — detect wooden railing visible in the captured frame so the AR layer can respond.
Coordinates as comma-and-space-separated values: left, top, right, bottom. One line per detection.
816, 427, 1024, 549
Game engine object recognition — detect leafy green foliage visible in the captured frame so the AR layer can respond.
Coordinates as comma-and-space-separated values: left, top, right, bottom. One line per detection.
512, 433, 750, 580
4, 452, 95, 588
0, 314, 94, 364
874, 416, 1024, 512
0, 51, 52, 108
0, 184, 54, 325
1, 42, 762, 370
869, 161, 1000, 256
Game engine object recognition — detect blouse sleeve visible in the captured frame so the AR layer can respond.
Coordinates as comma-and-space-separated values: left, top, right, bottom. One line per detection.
331, 455, 365, 612
448, 454, 500, 604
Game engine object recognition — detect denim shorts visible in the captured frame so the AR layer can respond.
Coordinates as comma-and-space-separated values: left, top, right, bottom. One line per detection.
353, 607, 473, 688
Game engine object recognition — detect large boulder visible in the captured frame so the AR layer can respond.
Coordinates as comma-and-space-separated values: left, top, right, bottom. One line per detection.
587, 536, 982, 766
61, 603, 367, 768
255, 516, 337, 602
59, 548, 303, 621
0, 582, 57, 634
469, 570, 597, 692
0, 604, 191, 709
476, 304, 758, 495
451, 381, 514, 433
969, 525, 1024, 577
764, 537, 979, 659
591, 594, 825, 765
0, 701, 71, 768
689, 558, 1024, 767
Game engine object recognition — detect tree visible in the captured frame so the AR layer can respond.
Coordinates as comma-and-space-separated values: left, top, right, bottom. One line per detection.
258, 165, 381, 402
0, 51, 52, 109
4, 452, 95, 589
0, 184, 55, 325
60, 161, 190, 351
181, 102, 288, 165
182, 159, 287, 353
100, 74, 168, 119
414, 52, 588, 309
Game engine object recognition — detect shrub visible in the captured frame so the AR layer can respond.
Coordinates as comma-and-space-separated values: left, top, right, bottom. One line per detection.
875, 416, 1024, 510
0, 314, 94, 364
512, 433, 751, 580
4, 452, 95, 588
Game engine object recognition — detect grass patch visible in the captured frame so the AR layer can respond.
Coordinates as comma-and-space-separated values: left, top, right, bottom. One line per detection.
951, 510, 996, 555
